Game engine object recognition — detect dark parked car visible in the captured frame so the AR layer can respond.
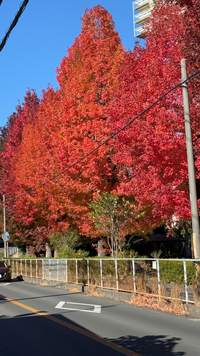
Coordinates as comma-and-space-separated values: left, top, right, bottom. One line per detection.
0, 261, 11, 282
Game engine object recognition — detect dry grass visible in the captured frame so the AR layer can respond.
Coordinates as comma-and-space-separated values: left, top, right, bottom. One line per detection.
129, 293, 188, 315
88, 282, 103, 297
70, 288, 80, 293
171, 284, 181, 308
129, 276, 187, 315
102, 276, 116, 289
193, 280, 200, 306
136, 276, 146, 299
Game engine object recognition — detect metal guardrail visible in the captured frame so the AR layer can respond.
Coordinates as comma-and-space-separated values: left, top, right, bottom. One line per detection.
6, 258, 200, 304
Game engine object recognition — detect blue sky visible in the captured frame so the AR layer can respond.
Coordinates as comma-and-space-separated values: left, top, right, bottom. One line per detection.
0, 0, 140, 127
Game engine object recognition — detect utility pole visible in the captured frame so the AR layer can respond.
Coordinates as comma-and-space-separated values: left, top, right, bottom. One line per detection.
181, 58, 200, 258
3, 195, 7, 258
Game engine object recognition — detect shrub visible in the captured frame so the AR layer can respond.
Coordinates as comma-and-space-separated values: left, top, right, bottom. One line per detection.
117, 250, 138, 258
159, 260, 196, 284
49, 228, 81, 252
58, 246, 89, 259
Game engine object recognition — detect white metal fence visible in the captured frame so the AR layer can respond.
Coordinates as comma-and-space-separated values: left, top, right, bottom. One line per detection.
6, 258, 200, 304
0, 247, 17, 256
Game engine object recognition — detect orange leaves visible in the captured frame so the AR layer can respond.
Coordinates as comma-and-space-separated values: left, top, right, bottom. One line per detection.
0, 6, 125, 247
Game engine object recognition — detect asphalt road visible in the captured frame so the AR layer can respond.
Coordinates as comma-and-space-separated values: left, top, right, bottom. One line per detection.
0, 281, 199, 356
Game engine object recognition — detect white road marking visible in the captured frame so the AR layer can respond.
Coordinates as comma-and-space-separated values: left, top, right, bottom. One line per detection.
55, 301, 101, 313
3, 283, 10, 286
189, 319, 200, 322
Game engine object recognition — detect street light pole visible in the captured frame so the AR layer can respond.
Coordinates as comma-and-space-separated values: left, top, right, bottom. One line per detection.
181, 58, 200, 258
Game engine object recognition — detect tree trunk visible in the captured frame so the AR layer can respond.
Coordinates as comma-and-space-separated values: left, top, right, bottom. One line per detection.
26, 245, 35, 257
45, 243, 52, 258
97, 239, 106, 257
54, 249, 59, 258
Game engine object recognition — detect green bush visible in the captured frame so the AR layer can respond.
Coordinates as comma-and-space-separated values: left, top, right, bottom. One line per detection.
58, 246, 89, 259
159, 260, 196, 284
89, 260, 101, 280
117, 250, 138, 258
49, 228, 81, 252
103, 260, 115, 276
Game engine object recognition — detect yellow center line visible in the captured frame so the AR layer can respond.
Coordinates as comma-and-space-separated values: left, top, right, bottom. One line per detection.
0, 294, 141, 356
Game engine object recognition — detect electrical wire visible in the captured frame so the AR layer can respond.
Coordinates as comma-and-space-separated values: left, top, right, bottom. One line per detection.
3, 69, 200, 205
0, 0, 29, 52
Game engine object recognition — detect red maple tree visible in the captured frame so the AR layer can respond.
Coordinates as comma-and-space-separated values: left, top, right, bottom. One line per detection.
6, 6, 125, 250
1, 90, 41, 250
109, 0, 200, 233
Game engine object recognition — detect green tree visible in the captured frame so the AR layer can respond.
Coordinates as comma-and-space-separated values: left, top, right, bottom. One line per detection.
88, 192, 135, 256
49, 228, 80, 251
49, 228, 89, 258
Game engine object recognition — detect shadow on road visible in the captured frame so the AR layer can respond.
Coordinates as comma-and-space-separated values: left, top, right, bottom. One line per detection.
0, 290, 82, 303
108, 334, 185, 356
0, 310, 186, 356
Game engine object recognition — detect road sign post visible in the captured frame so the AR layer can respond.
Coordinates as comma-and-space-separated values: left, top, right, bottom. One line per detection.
2, 231, 9, 258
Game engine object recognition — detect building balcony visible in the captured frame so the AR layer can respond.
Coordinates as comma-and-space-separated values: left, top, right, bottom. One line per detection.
134, 25, 147, 38
133, 0, 150, 12
134, 9, 151, 24
133, 0, 157, 38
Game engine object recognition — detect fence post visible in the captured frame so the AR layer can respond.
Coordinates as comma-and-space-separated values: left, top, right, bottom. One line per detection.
12, 259, 14, 277
57, 259, 59, 281
42, 260, 44, 280
49, 259, 51, 280
66, 259, 68, 283
76, 260, 78, 285
183, 260, 189, 303
157, 259, 161, 301
132, 259, 137, 293
87, 259, 89, 286
36, 260, 38, 279
100, 259, 103, 289
115, 259, 119, 291
20, 259, 22, 275
30, 260, 32, 278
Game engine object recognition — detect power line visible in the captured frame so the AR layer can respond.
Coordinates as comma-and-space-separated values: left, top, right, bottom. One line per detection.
3, 69, 200, 204
0, 0, 29, 52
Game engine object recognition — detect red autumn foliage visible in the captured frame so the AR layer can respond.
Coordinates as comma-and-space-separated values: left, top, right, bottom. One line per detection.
1, 90, 42, 248
3, 6, 124, 250
1, 2, 200, 251
52, 5, 124, 233
109, 0, 200, 229
167, 0, 200, 178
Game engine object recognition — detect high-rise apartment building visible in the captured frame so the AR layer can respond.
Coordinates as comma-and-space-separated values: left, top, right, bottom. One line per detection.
133, 0, 158, 38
